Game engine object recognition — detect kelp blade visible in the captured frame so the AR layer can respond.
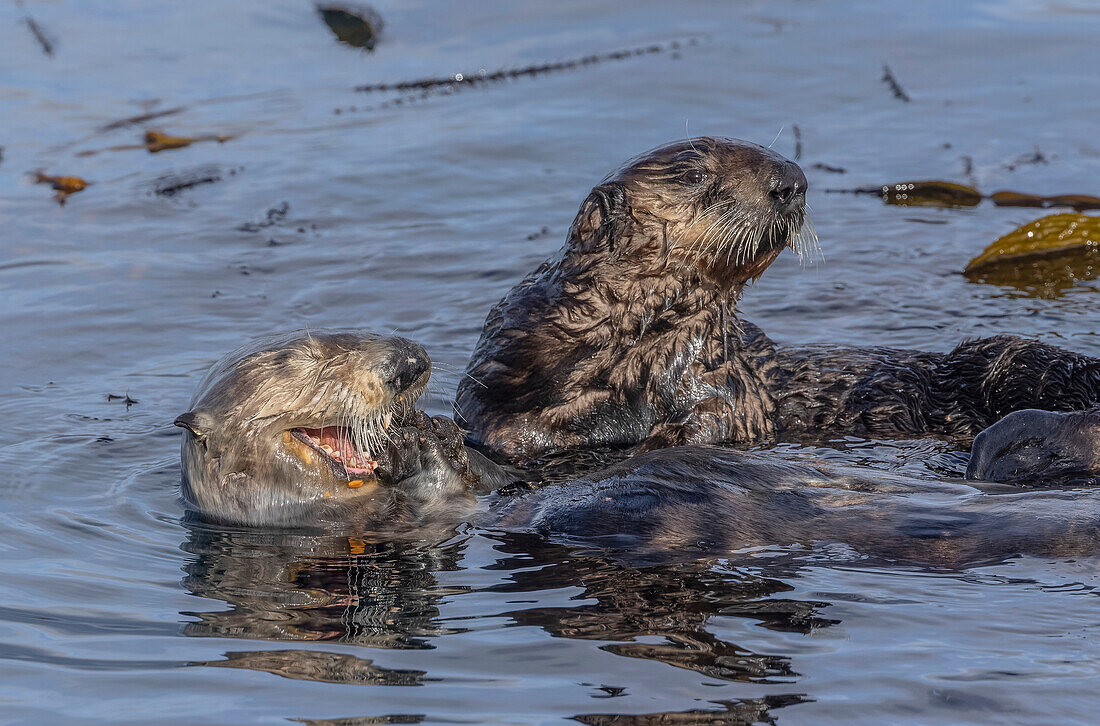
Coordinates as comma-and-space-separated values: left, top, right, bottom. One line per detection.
965, 213, 1100, 273
881, 181, 982, 208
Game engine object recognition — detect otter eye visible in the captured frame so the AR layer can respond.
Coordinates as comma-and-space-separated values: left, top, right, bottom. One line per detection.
682, 169, 706, 185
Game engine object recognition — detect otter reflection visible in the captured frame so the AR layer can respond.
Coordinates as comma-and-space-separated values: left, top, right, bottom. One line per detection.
573, 695, 809, 726
485, 532, 833, 684
181, 516, 469, 649
180, 518, 831, 693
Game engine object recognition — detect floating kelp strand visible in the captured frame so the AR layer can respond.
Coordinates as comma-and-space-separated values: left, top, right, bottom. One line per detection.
353, 38, 701, 94
990, 191, 1100, 211
828, 181, 982, 208
829, 182, 1099, 211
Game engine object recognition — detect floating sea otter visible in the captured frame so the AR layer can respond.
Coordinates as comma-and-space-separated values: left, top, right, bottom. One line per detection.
176, 330, 1100, 566
175, 330, 505, 527
456, 137, 1100, 460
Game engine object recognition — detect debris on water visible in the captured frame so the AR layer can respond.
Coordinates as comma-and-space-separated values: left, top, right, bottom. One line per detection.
881, 63, 910, 102
989, 191, 1100, 211
99, 106, 186, 132
316, 2, 383, 50
144, 129, 232, 153
811, 163, 847, 174
834, 181, 982, 208
959, 155, 978, 186
106, 393, 138, 409
526, 226, 552, 241
237, 202, 290, 232
0, 146, 4, 168
21, 11, 54, 56
152, 166, 224, 197
792, 124, 802, 161
33, 171, 88, 205
1004, 146, 1048, 172
964, 214, 1100, 276
832, 180, 1100, 213
353, 37, 701, 94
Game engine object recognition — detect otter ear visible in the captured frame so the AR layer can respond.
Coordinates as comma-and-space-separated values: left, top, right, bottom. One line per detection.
568, 182, 631, 254
174, 410, 214, 440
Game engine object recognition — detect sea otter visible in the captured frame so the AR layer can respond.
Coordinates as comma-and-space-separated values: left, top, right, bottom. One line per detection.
175, 330, 504, 527
456, 137, 1100, 461
967, 407, 1100, 486
177, 330, 1100, 567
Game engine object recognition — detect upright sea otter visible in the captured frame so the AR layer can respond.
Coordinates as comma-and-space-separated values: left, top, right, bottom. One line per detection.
457, 137, 1100, 460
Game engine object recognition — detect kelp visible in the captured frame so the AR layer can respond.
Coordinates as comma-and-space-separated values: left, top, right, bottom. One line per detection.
316, 3, 383, 50
964, 214, 1100, 278
33, 171, 87, 205
990, 191, 1100, 211
833, 182, 1099, 211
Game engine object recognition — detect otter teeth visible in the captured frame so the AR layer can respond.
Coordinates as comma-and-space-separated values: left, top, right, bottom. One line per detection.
292, 426, 378, 476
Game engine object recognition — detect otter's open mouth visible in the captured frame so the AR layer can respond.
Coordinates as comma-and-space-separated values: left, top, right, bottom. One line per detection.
290, 426, 379, 477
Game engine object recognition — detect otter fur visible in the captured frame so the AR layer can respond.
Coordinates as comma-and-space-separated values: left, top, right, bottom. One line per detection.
456, 137, 1100, 460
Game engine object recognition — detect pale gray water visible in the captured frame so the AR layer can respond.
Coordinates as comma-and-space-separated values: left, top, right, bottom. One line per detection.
1, 0, 1099, 723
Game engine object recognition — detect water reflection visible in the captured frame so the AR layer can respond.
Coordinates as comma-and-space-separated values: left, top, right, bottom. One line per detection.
486, 533, 831, 684
181, 516, 468, 649
963, 248, 1099, 299
180, 516, 824, 712
572, 695, 809, 725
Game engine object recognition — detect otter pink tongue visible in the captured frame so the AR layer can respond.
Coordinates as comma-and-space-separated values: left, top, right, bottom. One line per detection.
299, 426, 378, 475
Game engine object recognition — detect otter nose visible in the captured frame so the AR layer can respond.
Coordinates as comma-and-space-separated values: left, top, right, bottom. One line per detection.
385, 344, 431, 393
769, 164, 807, 209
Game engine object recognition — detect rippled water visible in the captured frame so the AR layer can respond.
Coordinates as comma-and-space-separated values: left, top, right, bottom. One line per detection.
2, 1, 1099, 723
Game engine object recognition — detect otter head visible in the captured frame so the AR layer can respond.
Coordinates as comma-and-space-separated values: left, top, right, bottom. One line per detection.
567, 136, 813, 290
967, 408, 1100, 486
176, 330, 473, 527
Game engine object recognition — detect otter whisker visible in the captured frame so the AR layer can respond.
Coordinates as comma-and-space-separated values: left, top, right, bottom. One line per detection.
686, 203, 747, 273
680, 202, 736, 267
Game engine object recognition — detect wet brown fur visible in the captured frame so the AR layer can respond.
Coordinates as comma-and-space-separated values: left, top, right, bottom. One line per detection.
177, 330, 479, 527
458, 138, 1100, 460
457, 137, 811, 459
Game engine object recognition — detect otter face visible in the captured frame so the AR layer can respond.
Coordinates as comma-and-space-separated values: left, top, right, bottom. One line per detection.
577, 136, 813, 288
967, 408, 1100, 485
175, 330, 449, 526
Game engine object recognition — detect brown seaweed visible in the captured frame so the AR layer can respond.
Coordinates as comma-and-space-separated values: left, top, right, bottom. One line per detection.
144, 129, 233, 153
152, 166, 224, 197
22, 15, 54, 56
317, 3, 383, 50
99, 107, 185, 132
833, 181, 982, 208
990, 191, 1100, 212
354, 38, 700, 94
33, 171, 87, 205
964, 213, 1100, 281
881, 64, 910, 102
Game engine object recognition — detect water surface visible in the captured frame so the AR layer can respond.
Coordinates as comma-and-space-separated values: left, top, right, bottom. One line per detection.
2, 1, 1098, 723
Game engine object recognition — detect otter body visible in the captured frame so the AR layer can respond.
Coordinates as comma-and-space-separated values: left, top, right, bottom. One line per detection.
496, 445, 1100, 566
179, 330, 1100, 568
457, 137, 1100, 460
457, 137, 811, 459
740, 321, 1100, 444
